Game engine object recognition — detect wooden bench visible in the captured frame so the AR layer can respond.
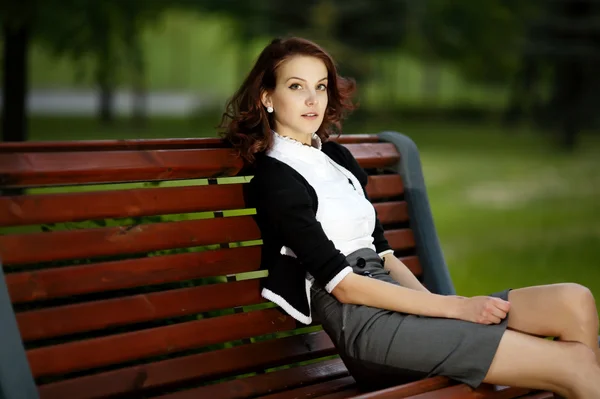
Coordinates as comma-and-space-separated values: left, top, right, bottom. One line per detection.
0, 132, 554, 399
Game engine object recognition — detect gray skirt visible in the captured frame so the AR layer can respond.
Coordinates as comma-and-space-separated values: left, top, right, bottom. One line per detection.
310, 248, 510, 390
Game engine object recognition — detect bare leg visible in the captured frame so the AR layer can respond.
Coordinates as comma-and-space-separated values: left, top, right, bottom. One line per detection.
505, 283, 600, 364
482, 329, 600, 398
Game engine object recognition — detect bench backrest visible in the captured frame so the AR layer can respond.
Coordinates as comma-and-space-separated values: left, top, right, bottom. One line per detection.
0, 133, 452, 398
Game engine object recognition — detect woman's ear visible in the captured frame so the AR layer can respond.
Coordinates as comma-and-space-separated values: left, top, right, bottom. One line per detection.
261, 90, 272, 109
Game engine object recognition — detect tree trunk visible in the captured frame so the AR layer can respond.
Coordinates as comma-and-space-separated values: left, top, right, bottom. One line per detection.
559, 63, 582, 151
130, 38, 147, 127
503, 57, 539, 129
131, 73, 147, 128
95, 32, 115, 125
96, 61, 114, 125
560, 119, 578, 150
2, 23, 29, 142
548, 59, 583, 151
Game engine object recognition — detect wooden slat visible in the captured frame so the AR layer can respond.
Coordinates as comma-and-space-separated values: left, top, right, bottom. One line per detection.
18, 279, 265, 341
0, 216, 260, 266
0, 138, 227, 152
365, 175, 403, 199
0, 134, 377, 153
7, 246, 261, 303
335, 134, 379, 144
374, 201, 409, 225
345, 143, 399, 169
384, 229, 415, 251
28, 308, 296, 378
350, 376, 455, 399
38, 331, 336, 399
0, 184, 247, 227
316, 389, 362, 399
160, 359, 350, 399
0, 148, 243, 187
0, 164, 402, 229
518, 393, 554, 399
257, 376, 356, 399
400, 256, 422, 276
7, 251, 419, 305
406, 384, 532, 399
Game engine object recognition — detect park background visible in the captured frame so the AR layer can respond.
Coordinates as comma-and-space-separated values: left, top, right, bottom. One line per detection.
2, 0, 600, 313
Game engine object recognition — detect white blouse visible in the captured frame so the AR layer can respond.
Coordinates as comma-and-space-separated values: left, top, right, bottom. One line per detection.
267, 131, 394, 259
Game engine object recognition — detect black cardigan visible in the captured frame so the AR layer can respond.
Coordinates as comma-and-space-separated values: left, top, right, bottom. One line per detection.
245, 140, 392, 324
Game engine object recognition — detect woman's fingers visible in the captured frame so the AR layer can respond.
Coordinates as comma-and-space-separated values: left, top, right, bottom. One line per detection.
489, 306, 507, 320
461, 296, 511, 325
492, 297, 511, 312
482, 298, 509, 323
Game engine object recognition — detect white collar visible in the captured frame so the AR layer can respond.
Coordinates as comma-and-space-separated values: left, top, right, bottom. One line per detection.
271, 130, 323, 152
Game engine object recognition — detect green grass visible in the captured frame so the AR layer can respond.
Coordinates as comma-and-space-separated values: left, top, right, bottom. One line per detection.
356, 120, 600, 302
19, 116, 600, 318
423, 149, 600, 296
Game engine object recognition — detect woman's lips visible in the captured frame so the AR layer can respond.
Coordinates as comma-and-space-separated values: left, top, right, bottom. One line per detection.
302, 113, 318, 120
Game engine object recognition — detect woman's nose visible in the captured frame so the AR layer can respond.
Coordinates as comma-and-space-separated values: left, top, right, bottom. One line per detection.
306, 92, 318, 106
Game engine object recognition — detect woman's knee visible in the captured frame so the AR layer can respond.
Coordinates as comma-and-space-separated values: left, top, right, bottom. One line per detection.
557, 283, 598, 325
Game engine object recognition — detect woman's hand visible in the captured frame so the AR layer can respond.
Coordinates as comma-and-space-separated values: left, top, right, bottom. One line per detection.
452, 296, 511, 325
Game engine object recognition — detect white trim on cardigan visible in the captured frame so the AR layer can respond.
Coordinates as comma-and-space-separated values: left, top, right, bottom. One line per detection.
261, 286, 312, 325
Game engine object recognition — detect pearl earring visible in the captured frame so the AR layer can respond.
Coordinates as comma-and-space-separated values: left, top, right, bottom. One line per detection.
267, 106, 274, 113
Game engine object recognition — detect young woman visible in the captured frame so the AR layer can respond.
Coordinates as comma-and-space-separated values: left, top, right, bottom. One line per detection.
221, 37, 600, 398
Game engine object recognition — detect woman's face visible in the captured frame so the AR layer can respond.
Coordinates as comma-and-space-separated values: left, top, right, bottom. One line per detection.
262, 55, 329, 140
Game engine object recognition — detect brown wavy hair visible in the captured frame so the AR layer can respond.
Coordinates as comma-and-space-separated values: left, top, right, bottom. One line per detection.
220, 37, 357, 164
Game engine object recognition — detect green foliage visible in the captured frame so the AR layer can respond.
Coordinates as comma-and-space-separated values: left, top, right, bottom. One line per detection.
189, 0, 320, 39
31, 1, 167, 85
14, 1, 551, 108
331, 0, 409, 51
403, 1, 540, 83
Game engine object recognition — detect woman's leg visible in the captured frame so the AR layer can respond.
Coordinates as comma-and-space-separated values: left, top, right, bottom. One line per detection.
482, 328, 600, 398
505, 283, 600, 364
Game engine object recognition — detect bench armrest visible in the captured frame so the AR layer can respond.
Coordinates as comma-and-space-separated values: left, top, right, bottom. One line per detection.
378, 131, 455, 296
0, 262, 39, 399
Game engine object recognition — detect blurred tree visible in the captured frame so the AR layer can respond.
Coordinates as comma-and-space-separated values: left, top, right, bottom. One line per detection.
403, 1, 536, 83
117, 1, 165, 127
16, 0, 119, 125
329, 0, 409, 87
547, 0, 600, 149
504, 0, 600, 150
1, 1, 34, 142
188, 0, 320, 83
331, 0, 408, 51
1, 0, 167, 141
193, 0, 409, 104
37, 0, 166, 126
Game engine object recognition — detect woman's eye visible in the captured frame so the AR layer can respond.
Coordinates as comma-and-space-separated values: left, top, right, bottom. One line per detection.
289, 83, 302, 90
317, 84, 327, 91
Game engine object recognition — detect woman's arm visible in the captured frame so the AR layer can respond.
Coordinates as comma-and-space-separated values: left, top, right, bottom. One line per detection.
331, 273, 511, 324
332, 272, 455, 318
382, 253, 430, 293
